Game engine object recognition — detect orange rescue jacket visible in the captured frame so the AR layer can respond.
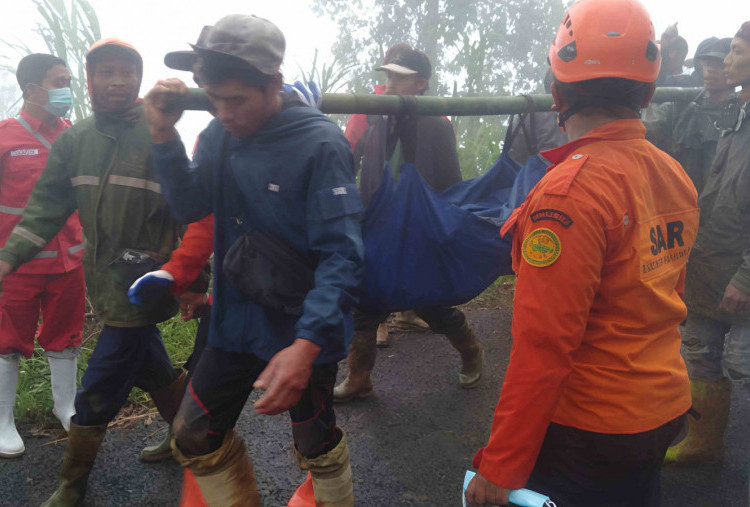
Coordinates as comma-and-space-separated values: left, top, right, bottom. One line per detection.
476, 119, 698, 489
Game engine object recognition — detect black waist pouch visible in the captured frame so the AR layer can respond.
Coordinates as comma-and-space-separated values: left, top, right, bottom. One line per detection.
109, 249, 166, 290
222, 229, 316, 316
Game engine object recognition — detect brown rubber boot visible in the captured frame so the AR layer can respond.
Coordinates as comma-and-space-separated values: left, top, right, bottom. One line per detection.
392, 311, 430, 333
173, 429, 260, 507
42, 422, 107, 506
376, 322, 390, 348
140, 372, 186, 463
295, 429, 354, 507
664, 379, 731, 466
333, 330, 377, 403
445, 322, 484, 389
150, 371, 186, 425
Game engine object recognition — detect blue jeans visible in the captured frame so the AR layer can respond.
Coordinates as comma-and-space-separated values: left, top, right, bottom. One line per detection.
681, 312, 750, 385
73, 324, 179, 426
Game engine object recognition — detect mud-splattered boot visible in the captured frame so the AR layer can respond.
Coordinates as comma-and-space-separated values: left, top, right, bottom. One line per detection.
42, 422, 106, 506
140, 371, 186, 462
664, 379, 730, 466
294, 429, 354, 507
173, 429, 260, 507
376, 322, 390, 348
445, 322, 484, 389
140, 425, 174, 462
333, 330, 377, 403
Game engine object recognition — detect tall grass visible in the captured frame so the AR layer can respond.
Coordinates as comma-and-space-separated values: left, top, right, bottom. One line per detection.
0, 0, 100, 122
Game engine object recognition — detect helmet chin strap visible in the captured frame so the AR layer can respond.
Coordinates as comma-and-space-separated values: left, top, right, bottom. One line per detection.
556, 96, 642, 128
556, 107, 579, 128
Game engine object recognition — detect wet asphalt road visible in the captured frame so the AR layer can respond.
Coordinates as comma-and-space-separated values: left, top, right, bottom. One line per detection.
1, 288, 749, 506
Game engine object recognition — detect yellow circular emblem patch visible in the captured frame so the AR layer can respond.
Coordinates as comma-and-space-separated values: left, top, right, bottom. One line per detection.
521, 228, 561, 267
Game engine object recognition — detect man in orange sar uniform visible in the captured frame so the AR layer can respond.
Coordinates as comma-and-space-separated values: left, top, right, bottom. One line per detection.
466, 0, 699, 505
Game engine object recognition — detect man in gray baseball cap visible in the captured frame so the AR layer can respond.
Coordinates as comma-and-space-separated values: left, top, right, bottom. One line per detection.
145, 14, 361, 506
190, 14, 284, 74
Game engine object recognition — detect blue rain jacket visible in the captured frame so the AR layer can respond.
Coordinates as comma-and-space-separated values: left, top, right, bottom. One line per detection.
152, 97, 364, 364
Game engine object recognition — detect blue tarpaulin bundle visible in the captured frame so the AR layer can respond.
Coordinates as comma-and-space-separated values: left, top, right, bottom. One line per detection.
358, 152, 548, 312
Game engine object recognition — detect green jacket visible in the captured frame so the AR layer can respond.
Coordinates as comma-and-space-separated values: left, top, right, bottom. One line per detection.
685, 102, 750, 325
0, 103, 179, 327
644, 92, 738, 195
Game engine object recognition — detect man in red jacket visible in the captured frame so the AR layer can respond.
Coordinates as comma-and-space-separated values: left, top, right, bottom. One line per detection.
0, 54, 84, 458
466, 1, 698, 505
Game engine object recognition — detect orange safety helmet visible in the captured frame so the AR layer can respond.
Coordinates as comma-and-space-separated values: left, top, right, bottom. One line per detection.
549, 0, 660, 84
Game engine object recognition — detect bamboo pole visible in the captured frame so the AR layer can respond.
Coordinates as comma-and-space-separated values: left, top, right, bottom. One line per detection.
173, 87, 702, 116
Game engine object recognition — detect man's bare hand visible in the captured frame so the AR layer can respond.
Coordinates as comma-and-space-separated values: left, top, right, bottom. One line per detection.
465, 472, 510, 507
179, 291, 209, 321
720, 283, 750, 314
0, 260, 12, 296
253, 338, 322, 416
144, 78, 188, 143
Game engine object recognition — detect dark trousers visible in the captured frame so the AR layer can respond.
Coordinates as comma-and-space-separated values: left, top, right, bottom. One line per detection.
354, 306, 466, 335
173, 345, 339, 459
184, 306, 211, 375
73, 324, 179, 426
525, 417, 685, 507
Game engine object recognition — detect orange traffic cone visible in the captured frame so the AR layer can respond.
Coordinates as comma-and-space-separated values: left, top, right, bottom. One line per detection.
288, 472, 316, 507
179, 468, 209, 507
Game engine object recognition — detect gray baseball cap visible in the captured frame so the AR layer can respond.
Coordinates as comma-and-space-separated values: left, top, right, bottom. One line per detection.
164, 25, 213, 72
191, 14, 285, 75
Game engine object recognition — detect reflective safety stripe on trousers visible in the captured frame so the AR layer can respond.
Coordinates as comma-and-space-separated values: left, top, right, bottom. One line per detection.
70, 175, 162, 194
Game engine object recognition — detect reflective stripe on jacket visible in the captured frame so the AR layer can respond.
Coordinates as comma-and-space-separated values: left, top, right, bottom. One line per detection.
0, 103, 179, 327
0, 110, 83, 274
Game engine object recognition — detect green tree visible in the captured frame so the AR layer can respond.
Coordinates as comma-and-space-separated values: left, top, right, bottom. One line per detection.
0, 0, 100, 122
294, 49, 359, 129
0, 71, 20, 119
312, 0, 566, 177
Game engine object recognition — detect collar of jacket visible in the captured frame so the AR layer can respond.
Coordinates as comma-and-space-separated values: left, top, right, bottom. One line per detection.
233, 93, 315, 145
540, 119, 646, 166
94, 101, 143, 129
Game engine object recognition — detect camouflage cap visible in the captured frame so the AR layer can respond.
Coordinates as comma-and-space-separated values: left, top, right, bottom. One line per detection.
164, 25, 212, 72
191, 14, 285, 75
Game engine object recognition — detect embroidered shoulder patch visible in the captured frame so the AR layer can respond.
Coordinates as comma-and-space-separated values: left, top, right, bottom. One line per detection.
522, 228, 562, 267
530, 208, 574, 228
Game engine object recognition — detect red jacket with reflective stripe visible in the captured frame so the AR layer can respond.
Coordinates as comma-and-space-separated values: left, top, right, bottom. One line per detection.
0, 110, 83, 274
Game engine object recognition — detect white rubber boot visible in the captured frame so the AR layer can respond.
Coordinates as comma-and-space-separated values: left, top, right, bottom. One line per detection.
46, 347, 79, 433
0, 353, 24, 458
